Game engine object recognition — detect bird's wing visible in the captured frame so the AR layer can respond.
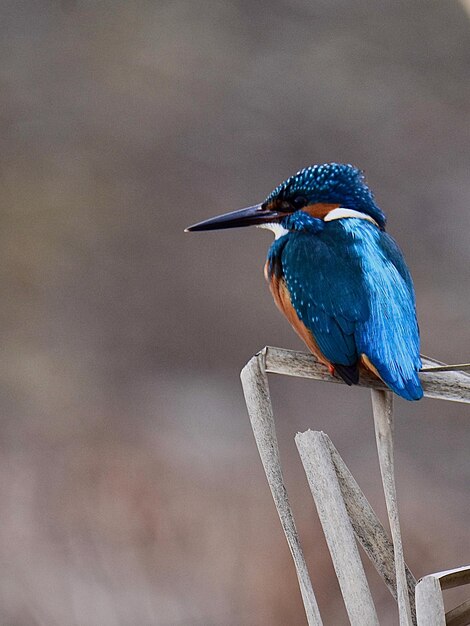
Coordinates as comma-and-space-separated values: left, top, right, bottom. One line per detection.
280, 227, 368, 368
353, 229, 422, 400
280, 220, 422, 400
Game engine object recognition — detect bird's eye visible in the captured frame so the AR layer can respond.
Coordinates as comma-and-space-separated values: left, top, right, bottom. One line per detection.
291, 196, 307, 210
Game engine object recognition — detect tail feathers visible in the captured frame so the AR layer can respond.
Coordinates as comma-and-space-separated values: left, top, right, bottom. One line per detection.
386, 372, 423, 401
333, 358, 423, 400
333, 362, 360, 386
360, 352, 423, 401
371, 360, 423, 401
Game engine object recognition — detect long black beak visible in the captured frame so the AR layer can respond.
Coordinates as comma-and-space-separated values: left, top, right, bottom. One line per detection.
185, 204, 285, 232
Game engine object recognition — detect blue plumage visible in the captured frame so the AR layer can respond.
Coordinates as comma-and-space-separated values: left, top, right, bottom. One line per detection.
265, 163, 387, 228
266, 165, 423, 401
268, 214, 422, 400
187, 162, 423, 401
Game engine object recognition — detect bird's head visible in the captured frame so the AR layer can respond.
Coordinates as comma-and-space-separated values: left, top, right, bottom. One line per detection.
185, 163, 386, 235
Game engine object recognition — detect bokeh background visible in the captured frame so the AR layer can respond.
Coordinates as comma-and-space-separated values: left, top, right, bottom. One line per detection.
1, 1, 470, 624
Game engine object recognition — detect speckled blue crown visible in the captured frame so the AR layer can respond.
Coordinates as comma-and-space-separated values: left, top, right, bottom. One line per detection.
265, 163, 386, 227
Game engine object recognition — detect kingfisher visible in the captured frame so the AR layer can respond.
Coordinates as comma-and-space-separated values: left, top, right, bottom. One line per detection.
186, 163, 423, 401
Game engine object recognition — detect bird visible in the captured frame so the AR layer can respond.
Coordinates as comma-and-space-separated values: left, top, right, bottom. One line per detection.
186, 163, 423, 401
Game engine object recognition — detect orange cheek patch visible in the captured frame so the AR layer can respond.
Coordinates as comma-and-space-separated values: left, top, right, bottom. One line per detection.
304, 202, 341, 219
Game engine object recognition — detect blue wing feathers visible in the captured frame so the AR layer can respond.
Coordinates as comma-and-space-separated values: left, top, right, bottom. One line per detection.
282, 232, 363, 366
278, 218, 423, 400
353, 224, 422, 400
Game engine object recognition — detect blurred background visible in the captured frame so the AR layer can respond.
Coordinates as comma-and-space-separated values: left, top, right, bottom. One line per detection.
1, 1, 470, 624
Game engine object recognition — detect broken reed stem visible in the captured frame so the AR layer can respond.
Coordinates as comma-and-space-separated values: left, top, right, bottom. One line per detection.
239, 347, 470, 626
262, 346, 470, 403
324, 436, 416, 616
240, 354, 323, 626
371, 390, 414, 626
296, 430, 379, 626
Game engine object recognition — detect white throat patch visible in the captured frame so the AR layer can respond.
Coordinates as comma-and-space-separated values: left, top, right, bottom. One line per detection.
324, 208, 378, 226
257, 222, 289, 239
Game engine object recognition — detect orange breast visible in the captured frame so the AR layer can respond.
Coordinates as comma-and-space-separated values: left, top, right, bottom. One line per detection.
265, 262, 332, 370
